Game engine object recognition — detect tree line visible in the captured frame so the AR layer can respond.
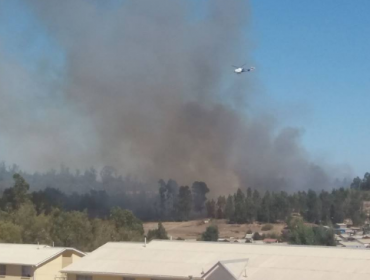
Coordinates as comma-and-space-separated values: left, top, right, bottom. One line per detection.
1, 172, 369, 250
0, 174, 145, 251
0, 174, 210, 251
0, 163, 210, 221
1, 161, 370, 227
206, 185, 370, 226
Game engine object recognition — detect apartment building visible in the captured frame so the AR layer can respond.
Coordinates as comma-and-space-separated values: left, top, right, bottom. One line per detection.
0, 244, 85, 280
62, 240, 370, 280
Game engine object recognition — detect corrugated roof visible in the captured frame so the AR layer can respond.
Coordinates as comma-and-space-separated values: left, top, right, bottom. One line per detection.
0, 243, 84, 266
62, 240, 370, 280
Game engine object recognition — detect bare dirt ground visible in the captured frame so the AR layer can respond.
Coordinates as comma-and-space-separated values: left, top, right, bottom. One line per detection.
144, 219, 286, 240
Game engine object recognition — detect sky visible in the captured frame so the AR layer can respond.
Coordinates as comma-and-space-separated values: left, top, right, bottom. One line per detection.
0, 0, 369, 178
250, 0, 370, 176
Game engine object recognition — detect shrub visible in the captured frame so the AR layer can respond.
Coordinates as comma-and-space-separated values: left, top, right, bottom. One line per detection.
201, 225, 219, 241
252, 232, 264, 240
261, 223, 274, 231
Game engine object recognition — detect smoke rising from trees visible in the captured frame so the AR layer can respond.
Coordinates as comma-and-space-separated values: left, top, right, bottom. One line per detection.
0, 0, 351, 193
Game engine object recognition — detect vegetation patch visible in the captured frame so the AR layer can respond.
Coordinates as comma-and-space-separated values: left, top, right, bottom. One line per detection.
261, 223, 274, 231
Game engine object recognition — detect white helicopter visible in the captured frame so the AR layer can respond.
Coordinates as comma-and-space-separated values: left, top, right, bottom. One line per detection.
232, 63, 255, 74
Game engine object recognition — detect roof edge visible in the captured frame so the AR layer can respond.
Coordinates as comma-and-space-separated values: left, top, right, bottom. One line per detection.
202, 262, 237, 280
60, 270, 202, 280
35, 248, 86, 267
220, 259, 249, 280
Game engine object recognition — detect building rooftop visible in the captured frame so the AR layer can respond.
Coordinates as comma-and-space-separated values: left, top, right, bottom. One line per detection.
62, 240, 370, 280
0, 243, 84, 267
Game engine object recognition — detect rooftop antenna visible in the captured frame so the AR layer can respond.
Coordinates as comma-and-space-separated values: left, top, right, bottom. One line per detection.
52, 241, 54, 247
37, 242, 39, 249
144, 236, 147, 247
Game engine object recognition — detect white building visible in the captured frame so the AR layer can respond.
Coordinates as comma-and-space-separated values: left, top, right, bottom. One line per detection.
62, 240, 370, 280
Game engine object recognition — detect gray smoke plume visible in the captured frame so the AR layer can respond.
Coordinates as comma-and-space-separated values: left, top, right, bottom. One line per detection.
0, 0, 351, 194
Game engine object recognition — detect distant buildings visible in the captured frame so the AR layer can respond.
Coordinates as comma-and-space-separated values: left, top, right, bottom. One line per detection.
245, 233, 254, 243
334, 222, 370, 248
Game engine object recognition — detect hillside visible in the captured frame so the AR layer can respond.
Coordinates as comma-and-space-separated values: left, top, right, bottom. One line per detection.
144, 219, 285, 240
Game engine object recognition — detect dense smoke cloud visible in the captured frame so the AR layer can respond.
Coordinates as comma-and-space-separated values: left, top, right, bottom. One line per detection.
0, 0, 351, 193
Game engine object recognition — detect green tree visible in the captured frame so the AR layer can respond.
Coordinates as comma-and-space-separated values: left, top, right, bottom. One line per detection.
287, 217, 334, 246
271, 192, 290, 222
361, 173, 370, 190
363, 224, 370, 235
245, 196, 255, 223
312, 226, 335, 246
11, 202, 52, 244
225, 195, 234, 220
192, 182, 210, 213
158, 179, 178, 219
206, 199, 216, 218
330, 188, 347, 223
177, 186, 192, 221
147, 222, 169, 241
319, 191, 333, 224
91, 219, 119, 250
346, 190, 364, 226
252, 190, 261, 221
201, 225, 219, 241
216, 196, 226, 219
0, 221, 22, 243
350, 176, 362, 189
288, 218, 315, 245
0, 173, 30, 210
306, 190, 322, 223
50, 210, 93, 251
232, 189, 246, 223
109, 207, 144, 235
258, 191, 271, 222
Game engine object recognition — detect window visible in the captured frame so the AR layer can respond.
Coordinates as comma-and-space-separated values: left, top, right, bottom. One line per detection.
77, 275, 92, 280
0, 265, 6, 276
21, 266, 31, 278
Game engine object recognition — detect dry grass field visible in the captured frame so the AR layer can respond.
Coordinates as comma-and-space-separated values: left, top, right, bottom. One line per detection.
144, 219, 286, 240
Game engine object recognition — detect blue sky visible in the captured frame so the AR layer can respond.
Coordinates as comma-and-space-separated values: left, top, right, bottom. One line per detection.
0, 0, 369, 177
250, 0, 370, 176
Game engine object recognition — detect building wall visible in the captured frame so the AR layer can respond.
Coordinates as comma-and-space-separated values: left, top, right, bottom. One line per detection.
35, 251, 83, 280
62, 252, 83, 269
0, 264, 35, 280
0, 251, 83, 280
34, 254, 63, 280
93, 275, 122, 280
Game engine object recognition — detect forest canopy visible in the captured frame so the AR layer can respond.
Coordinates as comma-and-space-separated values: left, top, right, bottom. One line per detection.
0, 164, 369, 250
